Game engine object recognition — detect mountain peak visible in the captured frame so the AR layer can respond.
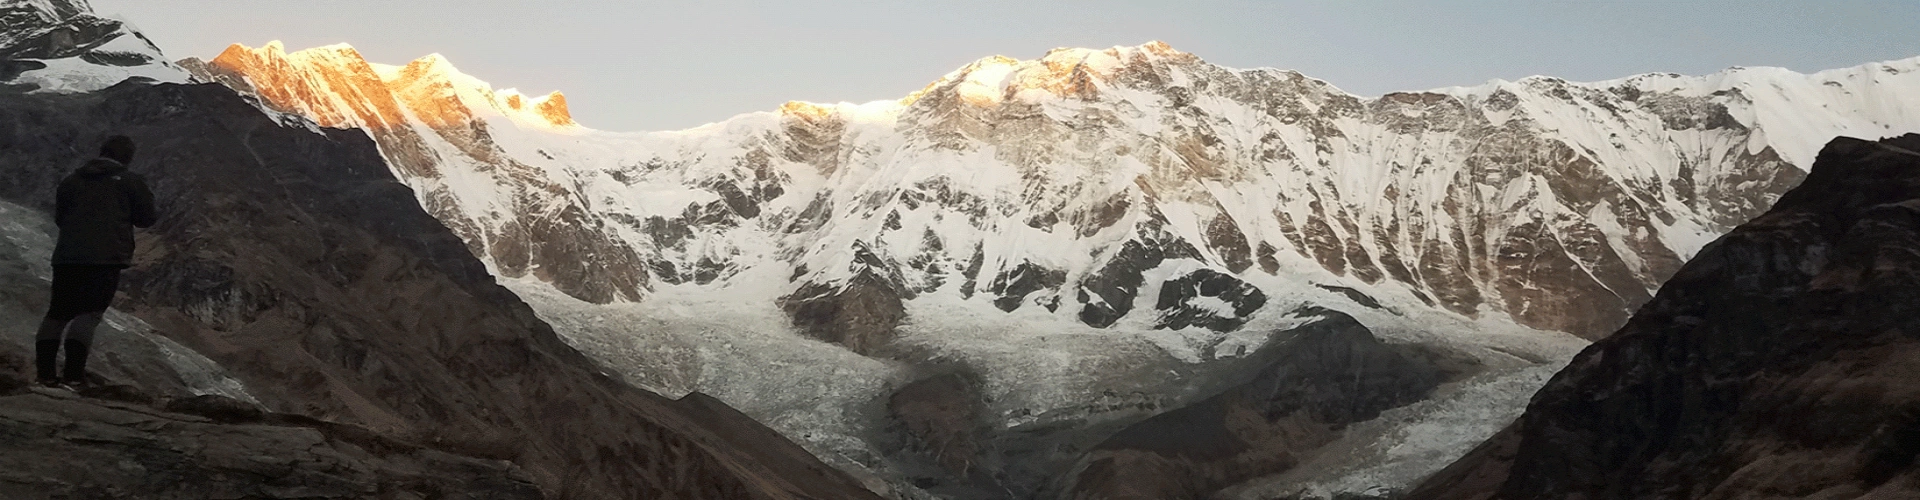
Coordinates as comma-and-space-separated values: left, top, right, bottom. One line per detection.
216, 41, 370, 69
534, 91, 571, 126
500, 89, 575, 127
407, 52, 453, 71
7, 0, 94, 21
899, 42, 1190, 107
779, 100, 834, 119
217, 41, 281, 61
1042, 40, 1184, 62
211, 43, 584, 130
389, 52, 470, 86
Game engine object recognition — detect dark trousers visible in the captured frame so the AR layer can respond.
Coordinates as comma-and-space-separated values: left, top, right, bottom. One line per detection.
36, 264, 121, 382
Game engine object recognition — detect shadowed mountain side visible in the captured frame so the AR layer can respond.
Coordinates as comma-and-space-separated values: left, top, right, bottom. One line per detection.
0, 81, 882, 499
1053, 309, 1477, 499
1406, 134, 1920, 500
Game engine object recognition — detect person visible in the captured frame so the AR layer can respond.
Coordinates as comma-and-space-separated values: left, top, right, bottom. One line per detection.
35, 135, 156, 389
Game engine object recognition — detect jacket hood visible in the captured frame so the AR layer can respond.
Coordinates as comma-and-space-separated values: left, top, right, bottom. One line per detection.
76, 157, 127, 177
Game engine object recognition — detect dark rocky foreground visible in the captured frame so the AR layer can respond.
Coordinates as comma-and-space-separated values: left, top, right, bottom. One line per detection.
0, 387, 541, 499
1407, 135, 1920, 499
0, 81, 881, 499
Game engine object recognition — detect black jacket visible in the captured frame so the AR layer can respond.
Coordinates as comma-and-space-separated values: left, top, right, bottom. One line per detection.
52, 158, 157, 266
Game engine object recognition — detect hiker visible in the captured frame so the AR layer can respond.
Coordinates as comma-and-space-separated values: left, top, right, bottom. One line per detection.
35, 135, 156, 389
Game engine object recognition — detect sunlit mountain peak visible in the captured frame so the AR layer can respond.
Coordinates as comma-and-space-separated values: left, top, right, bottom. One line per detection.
902, 41, 1189, 108
500, 89, 575, 127
205, 42, 578, 131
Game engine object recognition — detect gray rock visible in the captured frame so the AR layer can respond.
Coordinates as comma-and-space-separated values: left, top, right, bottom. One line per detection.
0, 392, 541, 500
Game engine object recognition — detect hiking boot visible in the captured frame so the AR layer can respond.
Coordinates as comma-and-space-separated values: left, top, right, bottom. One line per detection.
61, 339, 89, 387
34, 339, 60, 383
28, 379, 74, 398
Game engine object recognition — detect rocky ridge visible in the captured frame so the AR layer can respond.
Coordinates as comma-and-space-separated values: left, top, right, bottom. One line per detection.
1406, 134, 1920, 499
0, 0, 187, 93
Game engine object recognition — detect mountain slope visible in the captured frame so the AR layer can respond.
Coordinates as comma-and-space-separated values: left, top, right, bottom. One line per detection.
1407, 134, 1920, 500
0, 199, 553, 499
1, 6, 889, 494
0, 79, 885, 499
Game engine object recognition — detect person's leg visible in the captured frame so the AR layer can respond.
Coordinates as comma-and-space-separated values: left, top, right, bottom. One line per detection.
33, 318, 66, 384
59, 266, 120, 385
38, 265, 83, 385
61, 311, 103, 384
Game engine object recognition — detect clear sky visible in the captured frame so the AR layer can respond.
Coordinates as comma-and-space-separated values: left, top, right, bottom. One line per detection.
92, 0, 1920, 132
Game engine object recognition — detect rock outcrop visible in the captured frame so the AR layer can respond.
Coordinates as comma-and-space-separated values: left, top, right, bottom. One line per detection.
0, 78, 882, 498
0, 390, 542, 500
1406, 134, 1920, 500
778, 243, 912, 356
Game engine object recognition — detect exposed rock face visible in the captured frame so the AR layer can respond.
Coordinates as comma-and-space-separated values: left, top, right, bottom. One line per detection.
779, 271, 908, 356
0, 79, 881, 498
1406, 135, 1920, 500
1055, 309, 1464, 499
1155, 268, 1267, 331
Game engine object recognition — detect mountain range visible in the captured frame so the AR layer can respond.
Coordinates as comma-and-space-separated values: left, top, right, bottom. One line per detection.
181, 36, 1920, 498
190, 40, 1920, 341
5, 0, 1920, 497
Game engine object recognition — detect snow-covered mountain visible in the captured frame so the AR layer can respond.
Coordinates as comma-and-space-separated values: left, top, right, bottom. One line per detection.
192, 41, 1920, 341
0, 0, 187, 92
186, 41, 1920, 498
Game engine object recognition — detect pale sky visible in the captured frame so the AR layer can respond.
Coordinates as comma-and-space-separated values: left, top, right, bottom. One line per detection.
92, 0, 1920, 132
